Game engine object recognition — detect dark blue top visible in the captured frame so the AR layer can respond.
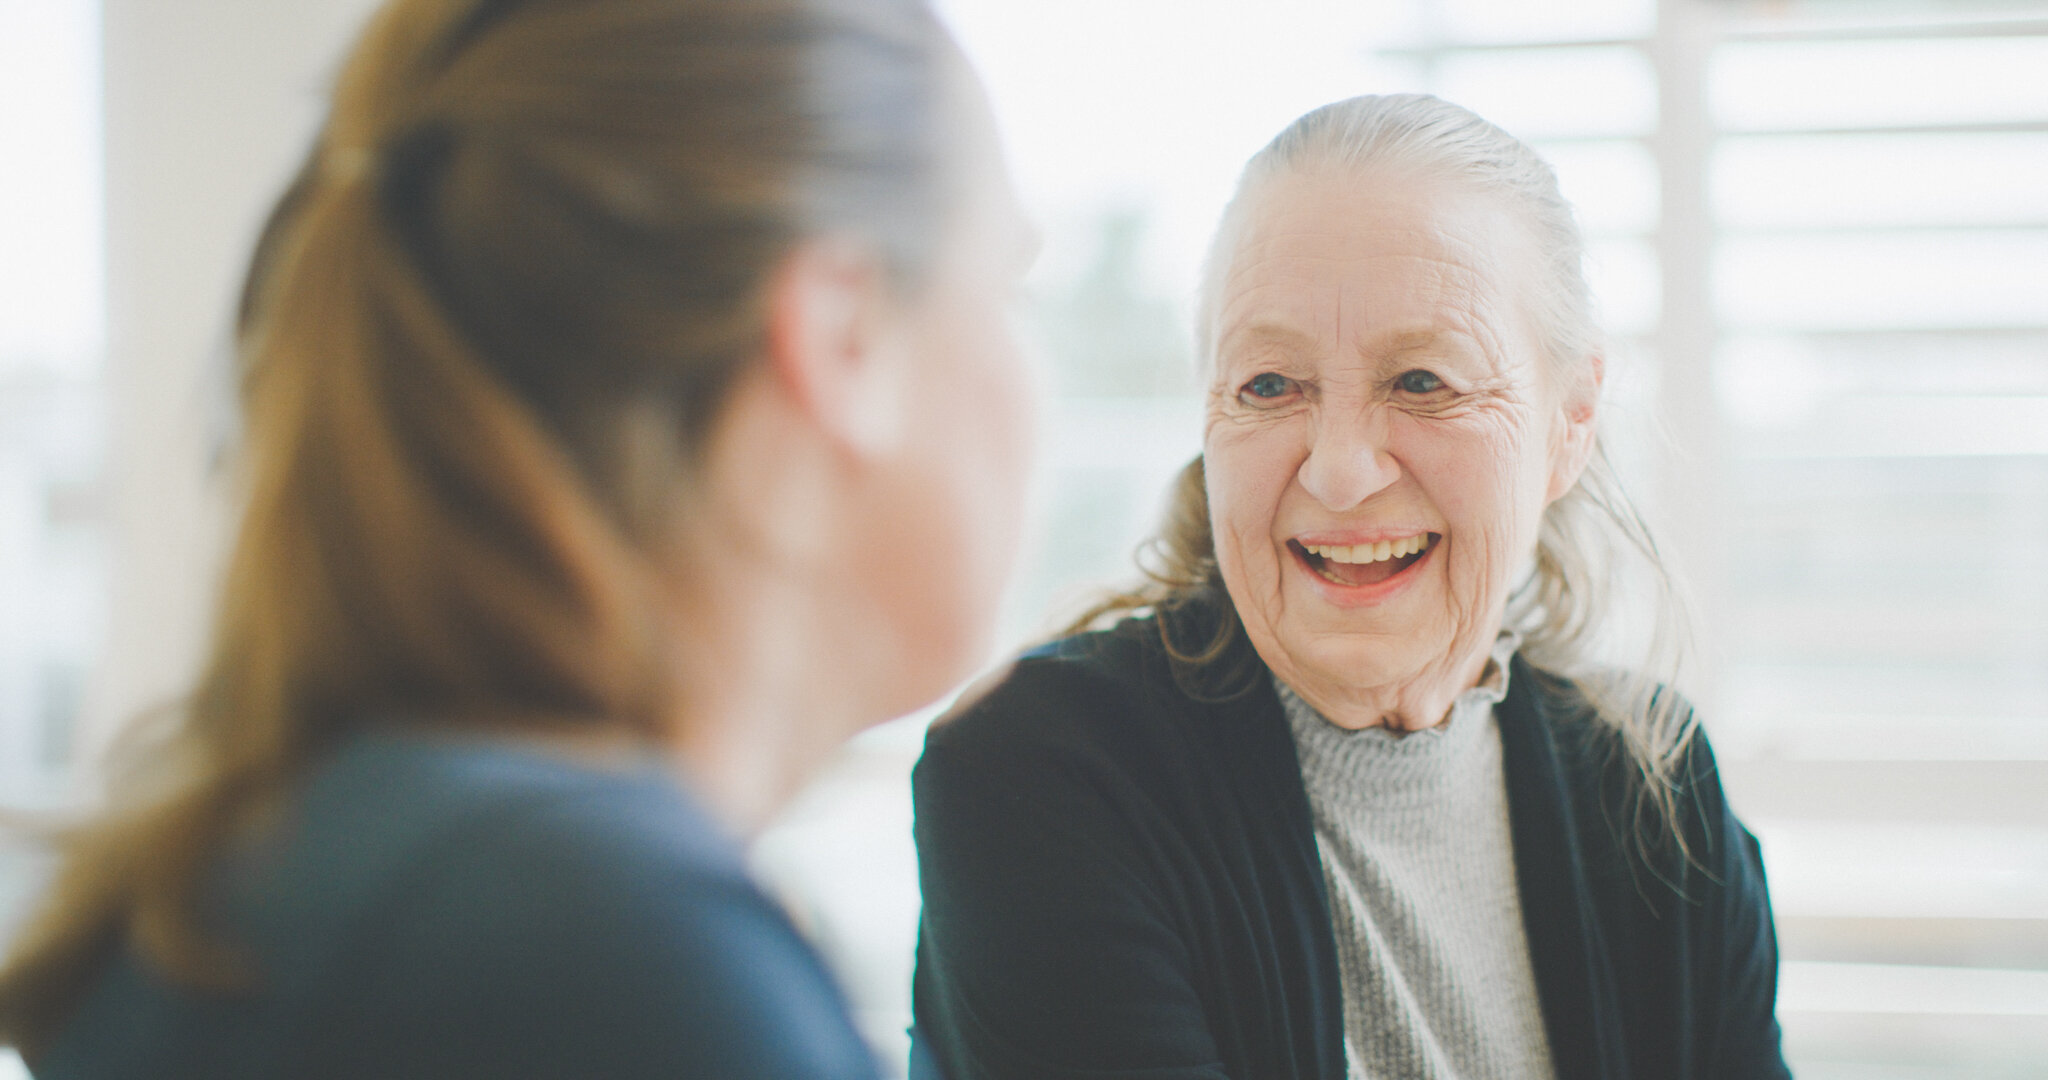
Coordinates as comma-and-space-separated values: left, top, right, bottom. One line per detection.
38, 731, 882, 1080
911, 598, 1790, 1080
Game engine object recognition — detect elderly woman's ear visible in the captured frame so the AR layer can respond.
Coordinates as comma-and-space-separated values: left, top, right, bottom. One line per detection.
1545, 352, 1604, 503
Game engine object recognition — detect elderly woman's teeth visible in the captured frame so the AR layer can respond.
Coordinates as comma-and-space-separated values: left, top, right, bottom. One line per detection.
1306, 535, 1431, 564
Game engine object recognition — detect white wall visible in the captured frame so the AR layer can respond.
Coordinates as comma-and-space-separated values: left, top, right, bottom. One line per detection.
87, 0, 383, 756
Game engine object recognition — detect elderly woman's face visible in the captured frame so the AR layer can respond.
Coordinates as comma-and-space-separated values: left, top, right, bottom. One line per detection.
1203, 167, 1595, 727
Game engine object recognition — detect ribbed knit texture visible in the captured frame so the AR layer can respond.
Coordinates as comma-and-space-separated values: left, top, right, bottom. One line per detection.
1278, 634, 1557, 1080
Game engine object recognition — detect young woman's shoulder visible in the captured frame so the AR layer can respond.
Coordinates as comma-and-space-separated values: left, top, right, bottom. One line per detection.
39, 734, 881, 1080
283, 733, 876, 1079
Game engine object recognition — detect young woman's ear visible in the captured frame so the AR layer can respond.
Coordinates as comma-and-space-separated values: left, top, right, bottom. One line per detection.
759, 237, 906, 458
1546, 353, 1603, 502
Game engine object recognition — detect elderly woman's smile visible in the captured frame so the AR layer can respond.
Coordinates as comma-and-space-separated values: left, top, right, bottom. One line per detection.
1203, 165, 1598, 733
1292, 532, 1437, 589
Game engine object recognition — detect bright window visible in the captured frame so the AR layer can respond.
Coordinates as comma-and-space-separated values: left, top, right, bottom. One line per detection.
0, 2, 102, 1075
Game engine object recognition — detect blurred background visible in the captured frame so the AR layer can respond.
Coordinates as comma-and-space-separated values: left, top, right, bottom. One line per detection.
2, 0, 2046, 1077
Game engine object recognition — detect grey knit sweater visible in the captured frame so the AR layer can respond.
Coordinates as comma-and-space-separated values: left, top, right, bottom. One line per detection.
1277, 634, 1556, 1080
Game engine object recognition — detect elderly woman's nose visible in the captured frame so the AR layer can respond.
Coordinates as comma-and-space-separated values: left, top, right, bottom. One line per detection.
1297, 412, 1400, 510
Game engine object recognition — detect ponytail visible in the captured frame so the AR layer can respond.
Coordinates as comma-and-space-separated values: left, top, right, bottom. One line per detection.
0, 0, 953, 1056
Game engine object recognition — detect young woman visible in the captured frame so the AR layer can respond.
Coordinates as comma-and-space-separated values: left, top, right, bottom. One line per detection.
0, 1, 1036, 1076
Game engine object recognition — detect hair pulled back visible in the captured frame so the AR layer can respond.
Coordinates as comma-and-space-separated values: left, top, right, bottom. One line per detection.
1076, 94, 1698, 844
0, 0, 957, 1056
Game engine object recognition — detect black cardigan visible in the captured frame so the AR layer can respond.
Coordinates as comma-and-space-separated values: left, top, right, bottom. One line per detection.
910, 606, 1790, 1080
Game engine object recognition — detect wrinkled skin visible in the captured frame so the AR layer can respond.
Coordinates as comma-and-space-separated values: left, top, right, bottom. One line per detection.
1203, 166, 1598, 732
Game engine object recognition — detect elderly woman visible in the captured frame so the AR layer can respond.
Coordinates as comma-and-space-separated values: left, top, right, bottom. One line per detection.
0, 0, 1033, 1076
910, 95, 1788, 1080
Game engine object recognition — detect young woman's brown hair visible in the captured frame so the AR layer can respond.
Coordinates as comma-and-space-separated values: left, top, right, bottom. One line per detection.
0, 0, 1033, 1064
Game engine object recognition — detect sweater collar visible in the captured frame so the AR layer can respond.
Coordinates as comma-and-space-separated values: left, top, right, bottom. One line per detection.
1272, 631, 1521, 804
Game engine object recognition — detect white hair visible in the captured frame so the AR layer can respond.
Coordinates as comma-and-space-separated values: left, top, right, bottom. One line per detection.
1197, 94, 1700, 845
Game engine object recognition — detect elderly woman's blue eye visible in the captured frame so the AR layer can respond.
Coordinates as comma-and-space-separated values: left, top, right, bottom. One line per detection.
1397, 369, 1444, 394
1243, 373, 1294, 399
